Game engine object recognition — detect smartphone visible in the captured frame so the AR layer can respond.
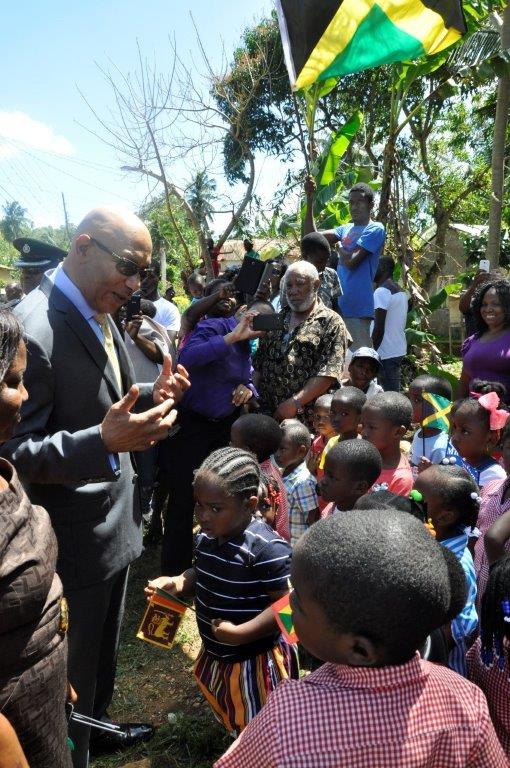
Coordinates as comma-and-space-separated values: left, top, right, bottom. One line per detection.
479, 259, 490, 273
234, 256, 267, 295
252, 313, 285, 331
125, 292, 142, 321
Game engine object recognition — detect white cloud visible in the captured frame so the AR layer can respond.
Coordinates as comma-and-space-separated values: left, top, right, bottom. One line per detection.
0, 111, 74, 157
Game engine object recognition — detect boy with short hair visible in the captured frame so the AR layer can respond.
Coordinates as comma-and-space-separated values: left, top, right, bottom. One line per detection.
408, 374, 453, 469
343, 347, 383, 397
230, 413, 289, 541
317, 386, 366, 483
301, 232, 341, 311
214, 510, 507, 767
318, 439, 382, 516
275, 419, 319, 546
361, 391, 414, 495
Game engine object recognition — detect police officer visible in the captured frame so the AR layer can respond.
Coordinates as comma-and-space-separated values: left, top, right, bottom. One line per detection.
13, 238, 67, 296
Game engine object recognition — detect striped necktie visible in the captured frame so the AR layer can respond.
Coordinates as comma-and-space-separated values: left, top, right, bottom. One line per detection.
95, 314, 123, 392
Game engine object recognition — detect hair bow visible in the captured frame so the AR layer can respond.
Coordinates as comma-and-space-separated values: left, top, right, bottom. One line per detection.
471, 391, 510, 431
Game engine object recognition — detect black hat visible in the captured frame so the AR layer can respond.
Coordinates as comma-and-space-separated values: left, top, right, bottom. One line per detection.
13, 238, 67, 269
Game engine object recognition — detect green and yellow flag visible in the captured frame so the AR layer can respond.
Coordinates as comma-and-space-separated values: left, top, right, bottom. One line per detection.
422, 391, 452, 431
276, 0, 466, 90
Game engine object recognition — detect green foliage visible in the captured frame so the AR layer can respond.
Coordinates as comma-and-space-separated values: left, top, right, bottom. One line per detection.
0, 233, 16, 267
30, 225, 74, 251
139, 194, 201, 290
0, 201, 31, 243
185, 171, 217, 235
318, 111, 363, 185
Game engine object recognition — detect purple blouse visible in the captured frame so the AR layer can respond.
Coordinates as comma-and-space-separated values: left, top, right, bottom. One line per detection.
178, 316, 256, 420
461, 330, 510, 400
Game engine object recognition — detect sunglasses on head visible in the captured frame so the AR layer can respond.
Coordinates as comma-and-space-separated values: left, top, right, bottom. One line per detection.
89, 236, 150, 280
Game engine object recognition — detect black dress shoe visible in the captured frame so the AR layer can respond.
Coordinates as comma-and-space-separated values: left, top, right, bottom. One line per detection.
89, 722, 155, 755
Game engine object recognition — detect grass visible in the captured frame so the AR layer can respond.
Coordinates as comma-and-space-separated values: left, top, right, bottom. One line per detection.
90, 545, 230, 768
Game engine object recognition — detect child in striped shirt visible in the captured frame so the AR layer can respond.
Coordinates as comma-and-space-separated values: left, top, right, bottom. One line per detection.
146, 447, 298, 736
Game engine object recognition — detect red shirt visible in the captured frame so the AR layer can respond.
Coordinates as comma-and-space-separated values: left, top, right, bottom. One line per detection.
468, 637, 510, 759
474, 477, 510, 609
214, 654, 506, 767
374, 453, 413, 496
260, 459, 289, 542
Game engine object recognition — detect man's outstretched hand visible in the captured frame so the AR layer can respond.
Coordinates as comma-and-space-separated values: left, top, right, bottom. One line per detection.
153, 358, 190, 405
101, 385, 179, 453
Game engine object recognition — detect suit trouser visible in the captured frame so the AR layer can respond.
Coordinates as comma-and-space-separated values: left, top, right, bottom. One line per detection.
67, 566, 129, 768
160, 410, 237, 576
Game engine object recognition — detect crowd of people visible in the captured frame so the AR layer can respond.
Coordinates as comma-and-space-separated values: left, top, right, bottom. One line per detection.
1, 181, 510, 768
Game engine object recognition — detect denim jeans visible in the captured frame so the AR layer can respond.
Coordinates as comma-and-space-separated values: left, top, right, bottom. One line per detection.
379, 356, 403, 392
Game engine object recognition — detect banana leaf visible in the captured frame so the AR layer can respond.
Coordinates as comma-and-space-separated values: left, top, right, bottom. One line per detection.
317, 111, 363, 187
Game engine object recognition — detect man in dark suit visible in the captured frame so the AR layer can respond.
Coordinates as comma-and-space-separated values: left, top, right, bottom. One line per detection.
3, 207, 189, 768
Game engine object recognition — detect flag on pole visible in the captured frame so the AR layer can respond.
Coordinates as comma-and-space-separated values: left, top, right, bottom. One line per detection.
271, 593, 298, 644
276, 0, 466, 90
421, 391, 452, 431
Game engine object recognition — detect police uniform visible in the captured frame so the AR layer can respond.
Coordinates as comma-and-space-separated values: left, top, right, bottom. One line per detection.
12, 238, 67, 299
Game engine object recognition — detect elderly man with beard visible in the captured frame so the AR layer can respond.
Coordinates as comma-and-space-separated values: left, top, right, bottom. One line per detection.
254, 262, 349, 424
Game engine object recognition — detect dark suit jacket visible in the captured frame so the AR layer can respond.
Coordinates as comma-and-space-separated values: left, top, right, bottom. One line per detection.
2, 276, 146, 590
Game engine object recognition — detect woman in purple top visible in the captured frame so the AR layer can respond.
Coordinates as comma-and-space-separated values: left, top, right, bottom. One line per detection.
458, 279, 510, 402
160, 279, 260, 576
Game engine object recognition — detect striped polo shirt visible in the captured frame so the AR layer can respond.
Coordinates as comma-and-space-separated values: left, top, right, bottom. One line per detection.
195, 518, 292, 661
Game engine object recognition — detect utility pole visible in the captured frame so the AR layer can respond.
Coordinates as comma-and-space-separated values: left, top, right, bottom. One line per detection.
486, 3, 510, 267
61, 193, 71, 247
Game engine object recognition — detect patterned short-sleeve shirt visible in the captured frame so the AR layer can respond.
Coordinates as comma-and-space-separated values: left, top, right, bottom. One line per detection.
254, 300, 348, 418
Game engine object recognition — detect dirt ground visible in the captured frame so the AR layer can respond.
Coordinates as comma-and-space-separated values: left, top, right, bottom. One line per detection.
90, 545, 230, 768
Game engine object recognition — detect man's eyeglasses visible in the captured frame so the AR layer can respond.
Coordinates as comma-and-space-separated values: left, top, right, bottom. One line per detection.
89, 236, 150, 280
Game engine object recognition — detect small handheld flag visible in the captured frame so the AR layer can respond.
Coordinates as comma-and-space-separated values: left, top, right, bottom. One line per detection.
271, 593, 298, 644
421, 392, 452, 431
276, 0, 466, 90
137, 588, 187, 650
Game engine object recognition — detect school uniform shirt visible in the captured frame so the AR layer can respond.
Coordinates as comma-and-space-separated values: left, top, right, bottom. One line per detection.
445, 441, 506, 488
410, 430, 450, 466
474, 477, 510, 608
335, 220, 386, 319
441, 532, 478, 677
467, 637, 510, 759
194, 518, 291, 662
373, 284, 408, 359
282, 461, 319, 546
214, 654, 507, 768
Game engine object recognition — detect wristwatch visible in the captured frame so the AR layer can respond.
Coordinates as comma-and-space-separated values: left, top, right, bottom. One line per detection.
293, 397, 305, 415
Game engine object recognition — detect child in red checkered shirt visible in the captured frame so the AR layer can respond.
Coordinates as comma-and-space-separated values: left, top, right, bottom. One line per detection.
215, 509, 507, 768
468, 554, 510, 758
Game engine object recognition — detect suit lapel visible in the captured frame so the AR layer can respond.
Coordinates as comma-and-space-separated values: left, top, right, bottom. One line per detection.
42, 278, 124, 399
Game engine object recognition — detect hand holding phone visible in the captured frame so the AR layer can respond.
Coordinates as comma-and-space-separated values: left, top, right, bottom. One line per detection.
126, 292, 142, 321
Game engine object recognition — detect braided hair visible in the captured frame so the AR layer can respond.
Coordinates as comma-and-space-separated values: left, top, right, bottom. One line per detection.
426, 465, 481, 531
480, 554, 510, 669
0, 309, 23, 383
195, 447, 261, 499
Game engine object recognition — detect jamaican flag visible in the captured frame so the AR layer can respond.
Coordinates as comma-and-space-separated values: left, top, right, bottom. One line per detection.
422, 391, 452, 431
276, 0, 466, 90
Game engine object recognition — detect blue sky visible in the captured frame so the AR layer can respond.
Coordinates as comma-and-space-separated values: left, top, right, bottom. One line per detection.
0, 0, 282, 230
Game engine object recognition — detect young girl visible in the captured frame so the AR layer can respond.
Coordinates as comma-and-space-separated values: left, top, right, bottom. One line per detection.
414, 465, 480, 676
447, 390, 508, 487
467, 554, 510, 758
474, 422, 510, 609
146, 447, 298, 736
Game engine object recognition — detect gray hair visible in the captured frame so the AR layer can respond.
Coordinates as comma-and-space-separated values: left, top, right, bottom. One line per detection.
283, 260, 319, 288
